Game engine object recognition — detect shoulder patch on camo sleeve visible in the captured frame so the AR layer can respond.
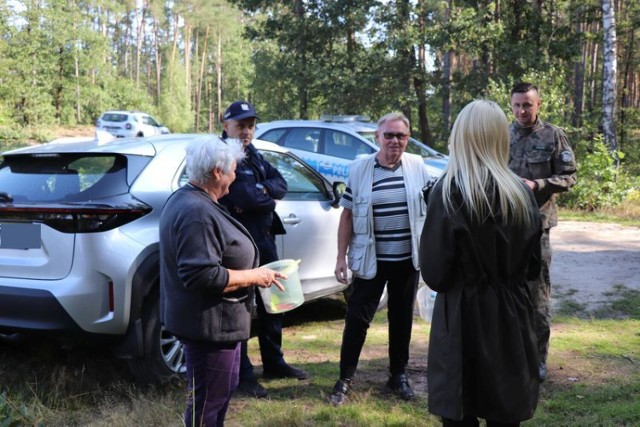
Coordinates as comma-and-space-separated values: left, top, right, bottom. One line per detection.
560, 150, 573, 163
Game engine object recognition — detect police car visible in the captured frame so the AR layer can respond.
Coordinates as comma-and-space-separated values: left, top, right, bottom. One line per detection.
255, 115, 448, 183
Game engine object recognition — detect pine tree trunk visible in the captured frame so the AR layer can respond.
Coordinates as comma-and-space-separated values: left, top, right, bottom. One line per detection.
588, 21, 600, 114
135, 3, 146, 87
442, 0, 453, 134
572, 20, 585, 127
75, 49, 81, 123
184, 24, 192, 124
294, 0, 308, 119
216, 36, 222, 125
195, 26, 209, 132
153, 16, 161, 101
414, 1, 432, 145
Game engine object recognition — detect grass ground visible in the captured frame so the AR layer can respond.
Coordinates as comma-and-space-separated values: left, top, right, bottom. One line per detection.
560, 208, 640, 227
1, 291, 639, 426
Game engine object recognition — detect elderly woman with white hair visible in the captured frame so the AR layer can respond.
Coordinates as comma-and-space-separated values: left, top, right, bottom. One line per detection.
420, 100, 542, 427
159, 136, 286, 426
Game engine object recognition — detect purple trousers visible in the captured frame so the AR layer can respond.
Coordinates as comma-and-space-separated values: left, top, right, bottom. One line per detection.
183, 340, 241, 427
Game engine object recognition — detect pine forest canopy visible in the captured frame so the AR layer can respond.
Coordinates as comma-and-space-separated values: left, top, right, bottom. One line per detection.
0, 0, 638, 160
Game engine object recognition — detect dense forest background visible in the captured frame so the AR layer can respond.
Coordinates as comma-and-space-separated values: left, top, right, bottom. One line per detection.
0, 0, 639, 208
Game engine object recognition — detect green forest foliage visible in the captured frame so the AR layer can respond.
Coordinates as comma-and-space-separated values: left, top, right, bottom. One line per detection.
562, 137, 638, 210
0, 0, 639, 211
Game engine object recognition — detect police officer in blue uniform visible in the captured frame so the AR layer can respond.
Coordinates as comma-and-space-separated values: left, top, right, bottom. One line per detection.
220, 101, 309, 398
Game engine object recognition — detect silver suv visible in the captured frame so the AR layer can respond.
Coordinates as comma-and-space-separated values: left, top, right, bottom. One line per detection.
0, 134, 346, 383
96, 111, 170, 138
255, 115, 448, 183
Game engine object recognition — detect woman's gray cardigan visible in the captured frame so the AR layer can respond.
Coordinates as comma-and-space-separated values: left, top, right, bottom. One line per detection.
159, 185, 259, 343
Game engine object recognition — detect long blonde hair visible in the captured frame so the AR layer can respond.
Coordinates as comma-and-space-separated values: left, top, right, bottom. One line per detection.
441, 100, 537, 226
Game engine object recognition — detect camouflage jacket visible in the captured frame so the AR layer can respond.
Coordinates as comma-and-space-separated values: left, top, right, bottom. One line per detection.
509, 119, 577, 229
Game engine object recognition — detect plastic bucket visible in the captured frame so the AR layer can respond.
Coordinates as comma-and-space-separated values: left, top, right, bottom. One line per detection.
258, 259, 304, 314
417, 285, 437, 323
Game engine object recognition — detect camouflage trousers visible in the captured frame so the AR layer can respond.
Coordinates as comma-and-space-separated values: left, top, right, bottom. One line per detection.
527, 228, 552, 364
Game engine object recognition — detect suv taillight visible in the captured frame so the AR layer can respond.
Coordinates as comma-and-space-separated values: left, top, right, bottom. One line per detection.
0, 205, 151, 233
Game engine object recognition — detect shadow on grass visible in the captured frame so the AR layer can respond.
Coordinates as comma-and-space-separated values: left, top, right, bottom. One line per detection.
229, 355, 432, 426
1, 296, 348, 402
554, 284, 640, 320
283, 296, 347, 327
0, 335, 137, 406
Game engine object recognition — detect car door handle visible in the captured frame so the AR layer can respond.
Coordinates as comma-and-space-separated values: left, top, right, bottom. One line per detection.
282, 214, 301, 225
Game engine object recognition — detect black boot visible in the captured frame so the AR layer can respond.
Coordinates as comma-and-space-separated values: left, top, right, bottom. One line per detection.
387, 373, 414, 400
329, 378, 351, 406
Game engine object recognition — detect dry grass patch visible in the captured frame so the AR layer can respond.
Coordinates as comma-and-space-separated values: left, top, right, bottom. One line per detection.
545, 350, 639, 391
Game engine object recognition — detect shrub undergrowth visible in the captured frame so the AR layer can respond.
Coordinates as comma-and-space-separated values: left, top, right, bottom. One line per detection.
0, 390, 41, 427
560, 136, 639, 211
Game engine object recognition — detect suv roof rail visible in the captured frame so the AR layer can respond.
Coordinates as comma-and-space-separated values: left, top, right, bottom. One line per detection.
320, 115, 371, 123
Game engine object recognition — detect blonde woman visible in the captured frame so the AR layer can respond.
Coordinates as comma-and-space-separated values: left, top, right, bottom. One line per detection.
419, 100, 541, 427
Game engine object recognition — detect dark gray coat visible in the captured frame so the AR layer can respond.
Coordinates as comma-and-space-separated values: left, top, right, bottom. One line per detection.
419, 180, 541, 423
159, 185, 259, 343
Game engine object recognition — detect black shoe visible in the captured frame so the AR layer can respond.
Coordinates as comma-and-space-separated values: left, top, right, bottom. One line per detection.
237, 379, 268, 398
538, 362, 547, 382
387, 373, 414, 401
263, 364, 309, 380
329, 379, 351, 406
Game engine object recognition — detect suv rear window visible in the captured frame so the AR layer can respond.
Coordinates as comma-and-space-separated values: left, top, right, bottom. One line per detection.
0, 154, 148, 202
101, 113, 129, 122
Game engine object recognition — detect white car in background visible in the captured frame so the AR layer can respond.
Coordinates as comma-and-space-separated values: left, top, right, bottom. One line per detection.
255, 115, 448, 183
96, 111, 170, 138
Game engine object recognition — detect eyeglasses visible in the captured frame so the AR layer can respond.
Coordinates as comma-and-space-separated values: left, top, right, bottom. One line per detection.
382, 132, 409, 141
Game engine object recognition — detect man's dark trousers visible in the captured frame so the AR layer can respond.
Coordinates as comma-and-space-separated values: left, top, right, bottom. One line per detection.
339, 259, 419, 379
239, 234, 286, 381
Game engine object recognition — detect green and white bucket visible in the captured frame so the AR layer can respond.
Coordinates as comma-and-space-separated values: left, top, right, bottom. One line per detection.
258, 259, 304, 314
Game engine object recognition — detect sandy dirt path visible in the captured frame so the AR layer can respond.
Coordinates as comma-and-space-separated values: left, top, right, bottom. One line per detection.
550, 220, 640, 309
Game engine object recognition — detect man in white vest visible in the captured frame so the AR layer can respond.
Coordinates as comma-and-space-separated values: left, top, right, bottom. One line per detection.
330, 112, 433, 405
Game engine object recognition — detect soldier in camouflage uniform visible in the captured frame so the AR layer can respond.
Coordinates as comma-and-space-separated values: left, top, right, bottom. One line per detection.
508, 82, 577, 382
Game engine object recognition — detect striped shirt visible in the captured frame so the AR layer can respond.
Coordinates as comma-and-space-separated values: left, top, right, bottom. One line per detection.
341, 160, 411, 262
